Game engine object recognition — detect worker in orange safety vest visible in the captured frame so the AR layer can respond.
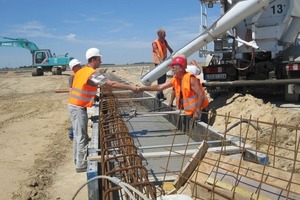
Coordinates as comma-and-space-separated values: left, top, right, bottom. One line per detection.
68, 48, 139, 173
168, 59, 203, 108
139, 55, 209, 123
67, 58, 82, 141
152, 28, 173, 101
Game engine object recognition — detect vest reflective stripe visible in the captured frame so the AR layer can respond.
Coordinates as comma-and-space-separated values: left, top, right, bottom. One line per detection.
69, 93, 95, 103
171, 73, 209, 116
183, 94, 198, 110
70, 88, 97, 102
71, 87, 97, 95
68, 66, 98, 107
152, 39, 167, 64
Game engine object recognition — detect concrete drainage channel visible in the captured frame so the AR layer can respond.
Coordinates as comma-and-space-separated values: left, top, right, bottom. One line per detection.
80, 74, 300, 200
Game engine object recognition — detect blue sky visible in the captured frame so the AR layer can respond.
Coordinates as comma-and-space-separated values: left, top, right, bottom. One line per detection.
0, 0, 219, 68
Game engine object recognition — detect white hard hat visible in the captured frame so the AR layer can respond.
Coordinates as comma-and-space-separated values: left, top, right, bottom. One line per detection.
186, 64, 200, 75
69, 59, 81, 70
86, 48, 102, 60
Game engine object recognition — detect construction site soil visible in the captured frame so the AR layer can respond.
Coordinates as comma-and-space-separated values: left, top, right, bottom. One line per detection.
0, 66, 299, 199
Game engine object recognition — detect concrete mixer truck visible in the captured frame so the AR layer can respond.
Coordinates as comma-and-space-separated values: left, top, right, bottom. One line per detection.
140, 0, 300, 102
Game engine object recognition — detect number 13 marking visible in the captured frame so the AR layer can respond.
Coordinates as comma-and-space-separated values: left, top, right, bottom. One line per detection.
271, 4, 283, 14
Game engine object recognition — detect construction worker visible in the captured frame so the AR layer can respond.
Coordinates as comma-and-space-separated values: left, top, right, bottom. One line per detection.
168, 59, 201, 107
68, 48, 139, 173
139, 55, 209, 123
68, 59, 82, 141
152, 28, 173, 101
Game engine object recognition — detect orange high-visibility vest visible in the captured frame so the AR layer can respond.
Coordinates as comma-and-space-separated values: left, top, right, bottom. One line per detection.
171, 73, 209, 116
68, 66, 98, 107
152, 39, 167, 64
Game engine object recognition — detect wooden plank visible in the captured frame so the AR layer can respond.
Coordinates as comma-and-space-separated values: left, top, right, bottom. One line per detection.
54, 88, 69, 93
206, 177, 270, 200
205, 153, 300, 194
189, 152, 300, 198
192, 180, 262, 200
173, 140, 209, 189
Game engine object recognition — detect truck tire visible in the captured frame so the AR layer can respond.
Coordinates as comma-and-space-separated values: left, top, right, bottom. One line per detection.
37, 68, 44, 76
56, 67, 62, 75
32, 68, 37, 76
32, 68, 44, 76
52, 67, 57, 75
52, 67, 62, 75
61, 65, 67, 71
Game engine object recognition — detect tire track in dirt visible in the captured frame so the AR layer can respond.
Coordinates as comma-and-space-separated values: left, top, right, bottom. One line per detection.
11, 119, 71, 200
0, 92, 67, 130
0, 71, 72, 199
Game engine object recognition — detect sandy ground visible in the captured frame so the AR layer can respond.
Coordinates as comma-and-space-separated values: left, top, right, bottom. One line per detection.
0, 67, 299, 199
0, 71, 87, 200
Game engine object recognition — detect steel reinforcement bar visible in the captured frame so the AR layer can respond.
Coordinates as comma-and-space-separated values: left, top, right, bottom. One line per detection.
98, 86, 156, 200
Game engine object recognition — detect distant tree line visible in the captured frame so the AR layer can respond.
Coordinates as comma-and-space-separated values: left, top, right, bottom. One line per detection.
0, 65, 30, 70
0, 61, 153, 69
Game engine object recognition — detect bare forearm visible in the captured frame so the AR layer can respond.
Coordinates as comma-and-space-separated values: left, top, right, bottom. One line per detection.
108, 81, 135, 90
139, 85, 162, 92
195, 95, 205, 113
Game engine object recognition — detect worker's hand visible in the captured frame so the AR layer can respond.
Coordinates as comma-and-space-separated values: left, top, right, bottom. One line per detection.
133, 86, 143, 93
139, 87, 143, 93
131, 86, 141, 93
193, 111, 201, 121
190, 60, 197, 66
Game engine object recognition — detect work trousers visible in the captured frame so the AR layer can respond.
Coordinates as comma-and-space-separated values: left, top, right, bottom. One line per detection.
156, 73, 167, 99
177, 108, 209, 132
68, 104, 89, 171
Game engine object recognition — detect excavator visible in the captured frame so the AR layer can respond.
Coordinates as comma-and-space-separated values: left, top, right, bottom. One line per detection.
141, 0, 300, 102
0, 37, 74, 76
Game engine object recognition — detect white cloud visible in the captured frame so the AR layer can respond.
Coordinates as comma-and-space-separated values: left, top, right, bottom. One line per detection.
66, 34, 76, 40
9, 21, 54, 38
